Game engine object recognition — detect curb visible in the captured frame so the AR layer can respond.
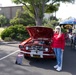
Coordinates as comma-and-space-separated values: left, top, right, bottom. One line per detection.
0, 40, 21, 44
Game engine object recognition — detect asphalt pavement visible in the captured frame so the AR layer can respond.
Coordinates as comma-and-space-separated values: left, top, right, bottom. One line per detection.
0, 40, 76, 75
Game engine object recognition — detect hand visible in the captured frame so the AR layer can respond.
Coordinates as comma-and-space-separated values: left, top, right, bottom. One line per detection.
62, 49, 64, 51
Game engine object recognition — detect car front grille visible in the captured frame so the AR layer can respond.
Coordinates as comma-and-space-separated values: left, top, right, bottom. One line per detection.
26, 45, 46, 51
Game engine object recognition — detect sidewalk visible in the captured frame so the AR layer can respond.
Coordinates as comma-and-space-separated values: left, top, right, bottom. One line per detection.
0, 39, 20, 44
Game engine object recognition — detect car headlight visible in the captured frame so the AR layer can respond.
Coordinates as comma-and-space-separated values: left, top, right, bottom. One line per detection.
45, 48, 48, 51
19, 45, 24, 48
26, 46, 29, 50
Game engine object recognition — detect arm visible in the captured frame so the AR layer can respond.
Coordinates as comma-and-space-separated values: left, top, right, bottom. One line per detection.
61, 33, 65, 51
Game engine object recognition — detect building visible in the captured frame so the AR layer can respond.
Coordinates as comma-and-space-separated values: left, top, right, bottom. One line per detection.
0, 5, 23, 19
0, 5, 53, 20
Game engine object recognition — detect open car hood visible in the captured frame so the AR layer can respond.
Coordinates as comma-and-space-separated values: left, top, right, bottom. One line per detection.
26, 26, 54, 40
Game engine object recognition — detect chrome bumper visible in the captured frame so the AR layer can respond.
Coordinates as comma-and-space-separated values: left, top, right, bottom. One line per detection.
20, 51, 55, 58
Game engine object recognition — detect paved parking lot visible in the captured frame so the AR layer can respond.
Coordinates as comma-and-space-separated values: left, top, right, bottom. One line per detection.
0, 41, 76, 75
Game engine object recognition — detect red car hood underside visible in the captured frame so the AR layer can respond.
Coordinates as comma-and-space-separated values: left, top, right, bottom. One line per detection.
26, 27, 54, 39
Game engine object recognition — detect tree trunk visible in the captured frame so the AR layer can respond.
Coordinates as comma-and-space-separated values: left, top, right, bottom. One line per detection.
31, 0, 45, 26
35, 17, 43, 26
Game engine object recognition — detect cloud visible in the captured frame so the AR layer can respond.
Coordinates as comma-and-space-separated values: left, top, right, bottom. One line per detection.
56, 3, 76, 20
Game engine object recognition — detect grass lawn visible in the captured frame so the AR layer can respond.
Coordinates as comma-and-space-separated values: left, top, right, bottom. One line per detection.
0, 28, 4, 40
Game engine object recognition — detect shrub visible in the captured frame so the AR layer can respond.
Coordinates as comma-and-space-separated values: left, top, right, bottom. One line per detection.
0, 15, 9, 27
1, 25, 29, 41
10, 10, 35, 26
43, 20, 53, 28
4, 37, 12, 41
61, 28, 67, 33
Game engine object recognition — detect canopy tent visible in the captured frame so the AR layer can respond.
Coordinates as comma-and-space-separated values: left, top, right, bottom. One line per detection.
60, 18, 76, 33
60, 18, 76, 25
60, 18, 76, 30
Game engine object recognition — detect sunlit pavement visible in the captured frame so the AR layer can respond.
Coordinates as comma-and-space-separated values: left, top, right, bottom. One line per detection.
0, 41, 76, 75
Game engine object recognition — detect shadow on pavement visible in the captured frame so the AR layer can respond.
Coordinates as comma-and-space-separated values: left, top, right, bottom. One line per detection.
27, 45, 76, 74
0, 42, 76, 75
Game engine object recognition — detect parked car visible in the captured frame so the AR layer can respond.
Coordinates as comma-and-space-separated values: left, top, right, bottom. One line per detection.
19, 26, 55, 59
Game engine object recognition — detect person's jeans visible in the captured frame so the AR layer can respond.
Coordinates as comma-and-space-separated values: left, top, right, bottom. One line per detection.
54, 48, 63, 68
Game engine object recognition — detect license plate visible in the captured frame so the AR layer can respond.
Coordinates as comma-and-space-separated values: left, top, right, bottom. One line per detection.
33, 55, 40, 58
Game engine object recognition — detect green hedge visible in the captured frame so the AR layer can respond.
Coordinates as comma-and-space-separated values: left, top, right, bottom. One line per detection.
1, 25, 29, 41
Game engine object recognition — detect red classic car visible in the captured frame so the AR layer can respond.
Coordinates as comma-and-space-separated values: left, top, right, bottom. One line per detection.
19, 26, 55, 58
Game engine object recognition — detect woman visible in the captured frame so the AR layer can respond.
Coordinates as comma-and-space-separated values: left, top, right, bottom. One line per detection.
52, 26, 65, 71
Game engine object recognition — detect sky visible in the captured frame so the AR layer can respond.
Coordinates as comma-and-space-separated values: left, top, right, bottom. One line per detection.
56, 2, 76, 20
0, 0, 76, 20
0, 0, 16, 6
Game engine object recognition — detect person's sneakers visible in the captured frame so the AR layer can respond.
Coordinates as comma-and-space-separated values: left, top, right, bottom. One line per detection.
54, 65, 58, 69
56, 67, 62, 71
